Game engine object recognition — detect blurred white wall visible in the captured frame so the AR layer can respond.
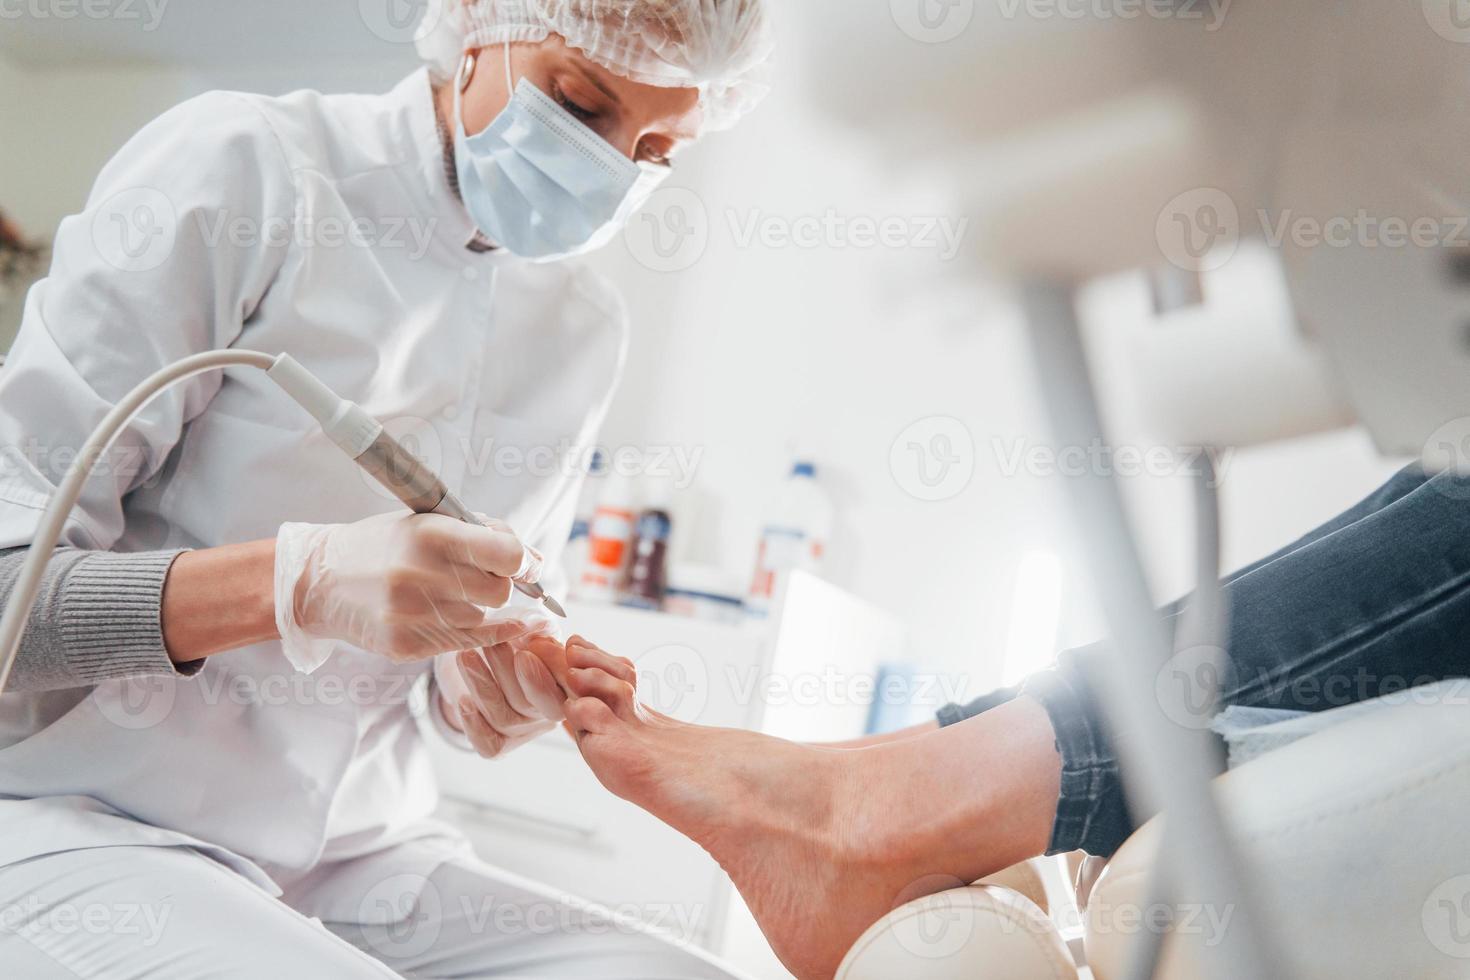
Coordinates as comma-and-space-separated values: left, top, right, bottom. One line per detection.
0, 57, 194, 343
0, 5, 1413, 707
579, 58, 1070, 698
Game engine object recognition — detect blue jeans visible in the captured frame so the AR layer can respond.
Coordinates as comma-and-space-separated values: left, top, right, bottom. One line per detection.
938, 465, 1470, 857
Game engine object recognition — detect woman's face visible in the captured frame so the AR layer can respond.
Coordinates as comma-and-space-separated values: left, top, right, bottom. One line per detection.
459, 36, 702, 168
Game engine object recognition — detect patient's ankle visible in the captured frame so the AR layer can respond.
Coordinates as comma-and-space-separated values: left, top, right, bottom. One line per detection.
837, 699, 1061, 889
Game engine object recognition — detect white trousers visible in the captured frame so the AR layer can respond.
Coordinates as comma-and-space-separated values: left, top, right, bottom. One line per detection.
0, 845, 745, 979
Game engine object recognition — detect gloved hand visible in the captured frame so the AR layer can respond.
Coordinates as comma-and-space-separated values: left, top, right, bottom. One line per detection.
434, 634, 571, 758
274, 512, 544, 672
439, 635, 645, 758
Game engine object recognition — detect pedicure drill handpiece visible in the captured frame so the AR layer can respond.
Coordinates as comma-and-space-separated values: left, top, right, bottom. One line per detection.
267, 355, 568, 618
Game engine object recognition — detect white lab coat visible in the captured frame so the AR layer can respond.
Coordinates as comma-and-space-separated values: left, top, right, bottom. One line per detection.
0, 71, 627, 923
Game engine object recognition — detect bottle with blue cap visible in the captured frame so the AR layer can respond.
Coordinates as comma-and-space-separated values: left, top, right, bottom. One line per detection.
748, 458, 834, 616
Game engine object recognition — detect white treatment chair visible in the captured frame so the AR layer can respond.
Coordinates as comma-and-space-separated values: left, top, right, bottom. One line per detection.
837, 688, 1470, 979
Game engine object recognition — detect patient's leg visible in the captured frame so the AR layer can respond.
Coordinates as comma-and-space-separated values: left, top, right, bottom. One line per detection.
542, 637, 1061, 980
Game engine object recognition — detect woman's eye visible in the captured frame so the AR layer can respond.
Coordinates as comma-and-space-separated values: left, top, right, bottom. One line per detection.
552, 84, 595, 122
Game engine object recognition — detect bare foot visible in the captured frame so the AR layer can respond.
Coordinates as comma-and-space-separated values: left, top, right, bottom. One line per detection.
550, 636, 1062, 980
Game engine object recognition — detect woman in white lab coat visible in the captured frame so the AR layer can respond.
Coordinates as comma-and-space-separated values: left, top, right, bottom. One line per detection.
0, 1, 773, 976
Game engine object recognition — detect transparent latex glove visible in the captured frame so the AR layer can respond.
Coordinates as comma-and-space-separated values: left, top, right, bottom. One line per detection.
274, 512, 545, 672
434, 632, 575, 758
441, 633, 644, 758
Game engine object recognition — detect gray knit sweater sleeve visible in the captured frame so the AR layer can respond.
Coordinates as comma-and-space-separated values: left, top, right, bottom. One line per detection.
1, 546, 201, 692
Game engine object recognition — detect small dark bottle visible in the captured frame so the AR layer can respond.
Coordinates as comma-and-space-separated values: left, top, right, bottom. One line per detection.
621, 508, 672, 610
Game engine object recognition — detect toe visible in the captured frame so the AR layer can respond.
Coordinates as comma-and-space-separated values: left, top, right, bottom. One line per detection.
568, 667, 638, 720
566, 695, 619, 734
525, 635, 571, 686
566, 641, 637, 684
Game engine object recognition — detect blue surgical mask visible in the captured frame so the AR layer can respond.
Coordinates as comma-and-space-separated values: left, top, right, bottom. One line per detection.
453, 52, 668, 262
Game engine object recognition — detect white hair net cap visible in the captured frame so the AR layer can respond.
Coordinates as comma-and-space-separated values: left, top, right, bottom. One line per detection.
415, 0, 775, 132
